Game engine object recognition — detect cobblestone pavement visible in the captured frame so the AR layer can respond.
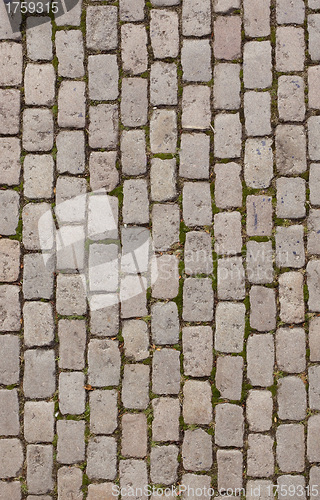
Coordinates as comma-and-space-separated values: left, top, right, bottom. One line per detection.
1, 0, 320, 498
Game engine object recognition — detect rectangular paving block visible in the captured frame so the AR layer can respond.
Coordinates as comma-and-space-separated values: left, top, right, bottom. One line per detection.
58, 319, 86, 370
24, 63, 55, 106
246, 390, 273, 432
150, 158, 177, 201
215, 355, 243, 400
276, 327, 306, 373
121, 129, 147, 176
23, 349, 55, 399
150, 61, 178, 106
276, 26, 305, 71
310, 317, 320, 361
276, 177, 306, 219
152, 348, 180, 395
120, 0, 144, 20
152, 398, 180, 442
89, 151, 119, 192
184, 231, 213, 275
308, 66, 320, 109
119, 460, 148, 499
0, 239, 20, 283
0, 190, 19, 236
246, 241, 274, 284
58, 80, 85, 128
56, 274, 87, 316
277, 0, 305, 24
24, 155, 54, 199
0, 137, 21, 186
182, 85, 211, 130
88, 243, 119, 293
23, 302, 54, 348
0, 335, 19, 385
309, 366, 320, 410
152, 204, 180, 251
181, 39, 212, 82
0, 438, 23, 479
88, 339, 120, 387
24, 402, 54, 443
244, 91, 271, 137
27, 445, 53, 495
121, 414, 147, 458
183, 182, 212, 227
0, 42, 22, 86
121, 24, 148, 75
150, 109, 177, 154
56, 130, 85, 175
86, 6, 117, 51
0, 285, 20, 331
183, 326, 213, 377
182, 0, 211, 36
217, 256, 245, 300
215, 302, 245, 353
152, 255, 179, 299
180, 132, 210, 179
120, 275, 148, 319
217, 449, 243, 491
121, 78, 148, 127
183, 278, 214, 322
122, 319, 149, 361
247, 434, 274, 478
247, 195, 273, 236
250, 286, 276, 332
182, 429, 212, 472
278, 75, 305, 122
277, 376, 306, 421
89, 104, 118, 149
243, 41, 272, 89
90, 390, 118, 435
57, 420, 85, 465
215, 403, 244, 447
59, 372, 85, 415
26, 18, 52, 60
244, 138, 274, 189
214, 212, 242, 255
308, 415, 320, 462
214, 163, 242, 208
247, 334, 274, 387
309, 14, 320, 61
183, 380, 212, 425
122, 364, 149, 409
87, 436, 117, 480
151, 301, 179, 345
243, 0, 270, 37
214, 16, 241, 60
23, 108, 53, 152
55, 30, 84, 78
89, 54, 118, 101
214, 63, 240, 110
23, 203, 54, 250
276, 424, 305, 473
276, 125, 307, 175
150, 9, 179, 58
57, 467, 83, 500
214, 113, 242, 158
279, 272, 305, 324
0, 389, 19, 436
275, 226, 305, 268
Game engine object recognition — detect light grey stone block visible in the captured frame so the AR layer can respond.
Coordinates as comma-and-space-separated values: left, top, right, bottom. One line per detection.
183, 379, 212, 424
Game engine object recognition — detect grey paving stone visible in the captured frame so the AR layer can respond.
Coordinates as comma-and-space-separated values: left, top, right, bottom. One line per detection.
57, 420, 85, 465
217, 256, 245, 300
244, 91, 271, 137
0, 335, 19, 385
214, 16, 242, 60
182, 0, 211, 36
151, 302, 179, 345
307, 260, 320, 311
120, 275, 148, 319
182, 429, 212, 472
215, 356, 243, 400
26, 18, 52, 61
214, 0, 240, 11
58, 319, 86, 370
0, 190, 19, 236
0, 439, 23, 478
182, 85, 211, 130
123, 179, 149, 224
0, 285, 20, 331
214, 63, 240, 110
308, 210, 320, 254
181, 474, 212, 500
308, 66, 320, 109
57, 467, 83, 500
150, 9, 179, 59
308, 415, 320, 462
276, 27, 305, 71
24, 155, 54, 199
57, 131, 85, 176
152, 348, 180, 395
121, 226, 149, 274
246, 241, 274, 284
151, 0, 179, 4
23, 349, 55, 399
0, 239, 20, 283
278, 76, 305, 122
22, 203, 53, 251
88, 54, 118, 102
121, 24, 148, 75
23, 255, 54, 300
243, 41, 272, 89
88, 195, 118, 241
23, 302, 54, 348
0, 482, 21, 500
250, 286, 276, 332
121, 78, 148, 127
278, 376, 307, 421
310, 317, 320, 361
87, 483, 116, 500
87, 436, 117, 480
122, 320, 149, 361
217, 449, 243, 492
246, 390, 273, 432
89, 151, 118, 192
0, 42, 22, 85
275, 125, 307, 175
183, 182, 212, 227
90, 390, 117, 435
24, 402, 54, 443
215, 403, 244, 447
56, 274, 87, 316
276, 424, 305, 473
310, 0, 320, 8
309, 14, 320, 61
150, 62, 178, 106
152, 398, 180, 442
119, 460, 148, 500
277, 0, 305, 24
86, 5, 117, 50
0, 389, 19, 436
55, 176, 86, 224
120, 0, 144, 20
88, 339, 120, 387
247, 334, 274, 387
122, 414, 147, 458
150, 158, 177, 201
58, 80, 85, 129
183, 380, 212, 425
247, 434, 274, 478
59, 372, 85, 415
23, 108, 53, 152
244, 138, 274, 189
276, 178, 306, 219
27, 445, 53, 495
89, 104, 118, 149
152, 204, 180, 251
214, 212, 242, 255
279, 272, 304, 324
243, 0, 270, 37
277, 475, 306, 500
309, 365, 320, 410
121, 130, 147, 176
309, 116, 320, 161
182, 278, 214, 322
0, 89, 19, 135
150, 445, 178, 485
88, 243, 119, 293
0, 137, 20, 186
27, 495, 51, 500
150, 109, 177, 154
309, 467, 320, 500
214, 163, 242, 208
184, 231, 213, 275
24, 64, 55, 106
214, 113, 242, 158
275, 226, 305, 268
181, 39, 212, 82
215, 302, 245, 353
55, 30, 84, 78
122, 364, 149, 409
246, 480, 274, 500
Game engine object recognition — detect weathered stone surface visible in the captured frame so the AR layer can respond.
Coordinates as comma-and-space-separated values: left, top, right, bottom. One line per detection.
244, 0, 270, 37
276, 424, 305, 473
59, 372, 85, 415
0, 239, 20, 283
86, 6, 117, 50
214, 63, 240, 110
309, 117, 320, 162
24, 155, 54, 199
182, 85, 211, 130
55, 176, 87, 224
150, 158, 177, 201
0, 190, 19, 236
24, 402, 54, 443
121, 24, 148, 75
23, 108, 53, 152
276, 125, 307, 175
57, 420, 85, 465
309, 14, 320, 61
182, 0, 211, 36
276, 27, 305, 71
0, 90, 20, 135
0, 389, 19, 436
183, 326, 213, 377
122, 414, 147, 458
23, 349, 55, 399
215, 356, 243, 400
0, 482, 21, 500
246, 390, 273, 432
215, 403, 244, 447
309, 365, 320, 410
214, 212, 242, 255
214, 0, 240, 12
247, 334, 274, 387
246, 241, 274, 284
278, 76, 305, 121
276, 177, 306, 219
121, 78, 148, 127
88, 243, 118, 293
183, 278, 214, 322
89, 54, 118, 101
243, 41, 272, 89
120, 275, 148, 319
152, 204, 180, 251
120, 0, 144, 21
150, 62, 177, 106
244, 138, 273, 189
58, 81, 86, 129
150, 110, 177, 154
308, 209, 320, 254
151, 302, 179, 346
307, 260, 320, 311
89, 104, 118, 150
183, 380, 212, 425
279, 272, 304, 324
150, 445, 179, 485
310, 317, 320, 361
180, 134, 210, 179
244, 91, 271, 137
152, 349, 180, 395
214, 113, 242, 158
122, 320, 149, 361
56, 274, 87, 316
247, 434, 274, 478
150, 9, 179, 59
27, 445, 53, 495
309, 468, 320, 500
214, 163, 242, 208
56, 30, 84, 78
181, 39, 212, 82
309, 66, 320, 109
87, 482, 116, 500
250, 286, 276, 332
26, 18, 52, 61
123, 179, 149, 224
90, 390, 117, 435
88, 340, 120, 388
183, 182, 212, 227
87, 436, 117, 480
58, 320, 86, 370
308, 415, 320, 463
152, 398, 180, 442
24, 64, 55, 106
152, 254, 179, 299
23, 203, 53, 251
278, 376, 306, 421
0, 42, 22, 86
182, 429, 212, 471
277, 0, 305, 24
119, 460, 148, 500
277, 476, 306, 500
24, 302, 54, 348
215, 302, 245, 353
57, 467, 83, 500
275, 226, 305, 268
185, 231, 213, 275
89, 151, 118, 192
121, 130, 146, 176
217, 256, 245, 300
0, 335, 19, 385
214, 16, 241, 60
181, 475, 211, 500
217, 449, 243, 491
0, 138, 21, 186
122, 365, 149, 409
0, 439, 23, 478
0, 285, 20, 331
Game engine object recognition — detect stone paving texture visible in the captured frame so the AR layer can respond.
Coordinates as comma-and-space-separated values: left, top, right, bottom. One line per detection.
0, 1, 317, 499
